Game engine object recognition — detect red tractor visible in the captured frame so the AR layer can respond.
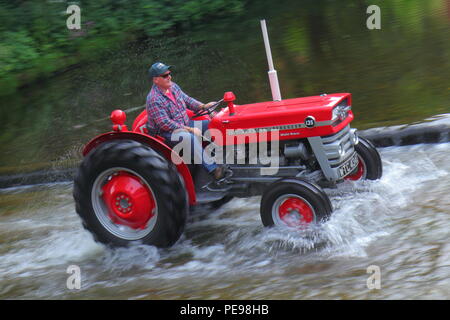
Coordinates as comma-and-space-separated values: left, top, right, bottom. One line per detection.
73, 90, 382, 247
73, 21, 382, 248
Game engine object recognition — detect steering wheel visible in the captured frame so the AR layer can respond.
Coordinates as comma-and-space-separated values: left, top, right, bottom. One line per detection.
191, 99, 224, 119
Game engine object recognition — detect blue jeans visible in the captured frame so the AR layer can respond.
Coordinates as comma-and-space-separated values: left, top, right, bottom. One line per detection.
161, 120, 218, 173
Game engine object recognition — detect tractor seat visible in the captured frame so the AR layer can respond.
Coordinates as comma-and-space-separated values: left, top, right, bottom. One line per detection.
145, 124, 168, 144
131, 112, 166, 142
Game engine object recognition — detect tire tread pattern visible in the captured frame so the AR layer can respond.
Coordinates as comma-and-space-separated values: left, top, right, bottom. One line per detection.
73, 140, 188, 247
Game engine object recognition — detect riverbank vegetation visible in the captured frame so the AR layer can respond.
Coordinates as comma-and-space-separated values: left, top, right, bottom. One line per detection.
0, 0, 246, 96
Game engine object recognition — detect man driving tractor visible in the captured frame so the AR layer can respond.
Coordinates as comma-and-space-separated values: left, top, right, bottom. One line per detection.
145, 61, 227, 180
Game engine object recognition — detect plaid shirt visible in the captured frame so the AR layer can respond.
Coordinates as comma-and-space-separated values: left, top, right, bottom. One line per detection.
145, 82, 203, 136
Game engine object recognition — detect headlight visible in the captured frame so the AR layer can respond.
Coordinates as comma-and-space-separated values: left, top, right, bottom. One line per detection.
332, 99, 351, 123
331, 107, 340, 122
350, 128, 359, 145
338, 143, 345, 157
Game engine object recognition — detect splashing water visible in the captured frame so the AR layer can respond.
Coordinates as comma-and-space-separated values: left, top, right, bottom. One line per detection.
1, 143, 449, 299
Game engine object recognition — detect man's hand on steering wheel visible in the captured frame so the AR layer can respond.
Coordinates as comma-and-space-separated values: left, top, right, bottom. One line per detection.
192, 99, 223, 119
201, 101, 217, 109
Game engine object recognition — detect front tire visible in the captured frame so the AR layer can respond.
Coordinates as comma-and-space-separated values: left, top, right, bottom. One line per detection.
73, 140, 188, 248
345, 137, 382, 181
260, 178, 332, 228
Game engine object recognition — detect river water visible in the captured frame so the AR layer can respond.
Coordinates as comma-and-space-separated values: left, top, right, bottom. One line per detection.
1, 142, 449, 299
0, 0, 449, 300
0, 0, 449, 175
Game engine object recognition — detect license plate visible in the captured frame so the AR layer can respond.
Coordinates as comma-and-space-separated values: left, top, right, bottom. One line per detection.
338, 153, 359, 178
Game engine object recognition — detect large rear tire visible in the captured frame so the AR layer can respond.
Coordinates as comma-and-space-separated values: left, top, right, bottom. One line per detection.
73, 140, 188, 248
345, 137, 382, 181
260, 178, 332, 228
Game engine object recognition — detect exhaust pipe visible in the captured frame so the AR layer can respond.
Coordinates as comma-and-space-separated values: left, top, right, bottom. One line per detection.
260, 19, 282, 101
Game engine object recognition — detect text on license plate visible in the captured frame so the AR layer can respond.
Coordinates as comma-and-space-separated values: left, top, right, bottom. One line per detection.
339, 153, 359, 178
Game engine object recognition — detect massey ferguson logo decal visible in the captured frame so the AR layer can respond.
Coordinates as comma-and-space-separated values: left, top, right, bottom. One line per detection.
305, 116, 316, 128
226, 117, 328, 136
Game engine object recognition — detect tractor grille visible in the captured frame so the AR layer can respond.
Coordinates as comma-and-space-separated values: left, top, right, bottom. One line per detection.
320, 125, 354, 168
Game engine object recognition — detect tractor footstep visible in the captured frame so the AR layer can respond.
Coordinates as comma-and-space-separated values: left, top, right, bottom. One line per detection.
202, 177, 233, 192
222, 168, 234, 180
204, 182, 232, 192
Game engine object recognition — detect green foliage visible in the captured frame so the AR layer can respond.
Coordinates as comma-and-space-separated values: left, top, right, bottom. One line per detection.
0, 0, 245, 95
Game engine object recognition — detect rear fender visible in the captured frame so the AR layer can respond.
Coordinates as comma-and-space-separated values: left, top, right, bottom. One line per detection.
82, 131, 196, 205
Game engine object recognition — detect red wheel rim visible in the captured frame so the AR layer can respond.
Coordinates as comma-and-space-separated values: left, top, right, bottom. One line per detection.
345, 156, 365, 181
274, 195, 315, 227
101, 171, 156, 230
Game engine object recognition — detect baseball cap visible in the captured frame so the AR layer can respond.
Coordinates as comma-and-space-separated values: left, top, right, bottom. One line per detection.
149, 62, 172, 78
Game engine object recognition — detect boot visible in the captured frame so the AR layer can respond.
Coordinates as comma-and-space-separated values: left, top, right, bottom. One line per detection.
213, 165, 226, 180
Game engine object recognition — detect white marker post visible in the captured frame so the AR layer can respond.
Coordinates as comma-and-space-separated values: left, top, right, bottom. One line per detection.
260, 19, 282, 101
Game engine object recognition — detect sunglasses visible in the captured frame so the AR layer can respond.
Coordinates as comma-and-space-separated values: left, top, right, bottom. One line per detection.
160, 72, 171, 79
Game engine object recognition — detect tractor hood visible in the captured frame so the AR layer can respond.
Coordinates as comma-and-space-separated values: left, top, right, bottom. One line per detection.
209, 93, 353, 145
